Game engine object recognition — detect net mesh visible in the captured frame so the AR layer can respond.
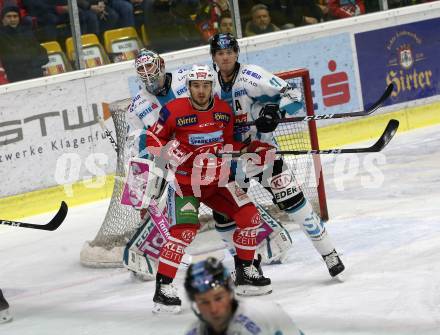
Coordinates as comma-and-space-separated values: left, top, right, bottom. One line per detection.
80, 68, 326, 267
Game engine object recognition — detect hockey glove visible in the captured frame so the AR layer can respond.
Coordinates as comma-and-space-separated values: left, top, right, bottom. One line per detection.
280, 86, 303, 116
255, 104, 281, 133
241, 140, 276, 166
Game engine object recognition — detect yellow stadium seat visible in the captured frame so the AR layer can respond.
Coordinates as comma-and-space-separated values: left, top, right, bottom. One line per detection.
103, 27, 143, 62
41, 41, 72, 76
65, 34, 110, 69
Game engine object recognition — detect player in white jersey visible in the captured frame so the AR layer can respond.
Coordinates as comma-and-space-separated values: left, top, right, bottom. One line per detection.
122, 49, 189, 280
209, 33, 345, 278
184, 257, 304, 335
0, 289, 12, 324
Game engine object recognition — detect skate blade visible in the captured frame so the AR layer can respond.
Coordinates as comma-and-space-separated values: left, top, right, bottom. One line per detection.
235, 284, 272, 296
0, 309, 12, 324
331, 271, 347, 283
152, 303, 182, 315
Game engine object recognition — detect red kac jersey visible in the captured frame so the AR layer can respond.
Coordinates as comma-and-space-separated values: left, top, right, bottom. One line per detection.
146, 96, 243, 185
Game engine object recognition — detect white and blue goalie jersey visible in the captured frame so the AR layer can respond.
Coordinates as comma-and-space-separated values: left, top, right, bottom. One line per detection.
126, 68, 188, 158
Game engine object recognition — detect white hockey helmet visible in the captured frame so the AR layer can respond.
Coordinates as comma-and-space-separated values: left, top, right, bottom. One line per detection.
134, 49, 165, 94
186, 64, 215, 88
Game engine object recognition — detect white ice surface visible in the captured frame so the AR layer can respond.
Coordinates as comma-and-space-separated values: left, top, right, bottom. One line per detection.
1, 124, 440, 335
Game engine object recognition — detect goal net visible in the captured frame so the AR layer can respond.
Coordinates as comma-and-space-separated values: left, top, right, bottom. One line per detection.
80, 68, 328, 267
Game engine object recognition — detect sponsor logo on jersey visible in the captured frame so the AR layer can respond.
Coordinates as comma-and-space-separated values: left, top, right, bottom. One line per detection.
234, 114, 247, 124
213, 112, 230, 123
270, 173, 294, 190
234, 114, 250, 134
176, 114, 198, 127
234, 88, 247, 97
242, 69, 262, 80
138, 102, 160, 119
176, 86, 187, 96
188, 130, 224, 145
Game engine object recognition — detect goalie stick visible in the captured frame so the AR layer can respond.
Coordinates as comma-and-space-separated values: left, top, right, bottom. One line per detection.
235, 83, 394, 127
0, 201, 68, 231
223, 119, 399, 157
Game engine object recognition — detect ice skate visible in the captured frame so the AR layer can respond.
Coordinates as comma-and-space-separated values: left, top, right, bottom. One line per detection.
152, 281, 182, 314
323, 249, 345, 278
0, 290, 12, 324
234, 257, 272, 296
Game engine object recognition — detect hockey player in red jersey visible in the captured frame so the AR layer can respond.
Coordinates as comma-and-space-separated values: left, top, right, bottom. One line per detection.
145, 65, 274, 314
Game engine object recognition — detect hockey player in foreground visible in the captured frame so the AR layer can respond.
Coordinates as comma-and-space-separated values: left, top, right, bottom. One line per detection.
184, 257, 305, 335
0, 289, 12, 324
144, 65, 274, 313
209, 33, 345, 278
123, 49, 293, 281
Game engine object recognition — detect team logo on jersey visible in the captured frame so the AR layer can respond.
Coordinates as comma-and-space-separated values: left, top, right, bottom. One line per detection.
188, 130, 224, 145
176, 114, 198, 127
213, 112, 230, 123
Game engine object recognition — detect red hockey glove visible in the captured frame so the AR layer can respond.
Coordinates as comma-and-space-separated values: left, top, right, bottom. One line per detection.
241, 140, 276, 166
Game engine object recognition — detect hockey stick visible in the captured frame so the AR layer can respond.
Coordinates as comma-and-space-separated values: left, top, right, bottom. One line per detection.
223, 119, 399, 156
98, 117, 119, 153
0, 201, 68, 231
235, 83, 394, 127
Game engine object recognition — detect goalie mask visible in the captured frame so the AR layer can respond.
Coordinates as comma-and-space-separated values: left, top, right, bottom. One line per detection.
134, 49, 165, 94
184, 257, 232, 301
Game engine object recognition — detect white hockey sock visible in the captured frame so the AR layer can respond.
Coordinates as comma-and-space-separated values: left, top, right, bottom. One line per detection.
286, 199, 335, 256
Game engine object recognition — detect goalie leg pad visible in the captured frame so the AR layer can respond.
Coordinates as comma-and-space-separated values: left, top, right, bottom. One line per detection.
123, 219, 159, 281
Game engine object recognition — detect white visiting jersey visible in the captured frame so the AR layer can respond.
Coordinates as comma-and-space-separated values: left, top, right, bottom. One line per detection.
126, 68, 188, 158
185, 299, 304, 335
213, 63, 302, 145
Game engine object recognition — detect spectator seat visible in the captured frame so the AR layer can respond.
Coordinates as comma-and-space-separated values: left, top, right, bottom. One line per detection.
41, 41, 72, 75
103, 27, 143, 62
65, 34, 110, 69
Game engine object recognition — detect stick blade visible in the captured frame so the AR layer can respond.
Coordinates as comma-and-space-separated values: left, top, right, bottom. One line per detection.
366, 83, 394, 114
45, 201, 68, 231
370, 119, 399, 152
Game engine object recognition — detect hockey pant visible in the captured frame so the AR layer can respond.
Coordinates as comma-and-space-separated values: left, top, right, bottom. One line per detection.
157, 183, 262, 279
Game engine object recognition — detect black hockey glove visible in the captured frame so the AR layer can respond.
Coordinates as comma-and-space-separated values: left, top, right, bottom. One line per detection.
255, 104, 281, 133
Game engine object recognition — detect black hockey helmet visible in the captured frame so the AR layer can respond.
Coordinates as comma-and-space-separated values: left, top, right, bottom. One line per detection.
184, 257, 232, 301
210, 33, 240, 56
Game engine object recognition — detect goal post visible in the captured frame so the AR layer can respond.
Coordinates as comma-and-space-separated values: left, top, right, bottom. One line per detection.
80, 68, 328, 268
